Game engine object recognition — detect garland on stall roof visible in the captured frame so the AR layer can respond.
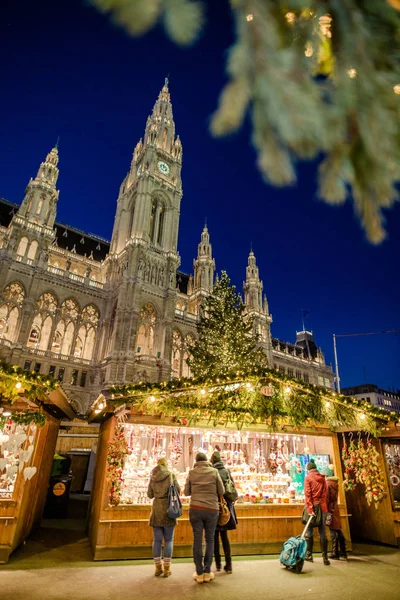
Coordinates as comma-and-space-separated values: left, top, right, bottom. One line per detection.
0, 362, 59, 404
106, 425, 131, 507
106, 367, 395, 435
341, 434, 387, 507
0, 409, 46, 428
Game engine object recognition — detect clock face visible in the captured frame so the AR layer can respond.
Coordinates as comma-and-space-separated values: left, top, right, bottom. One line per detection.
137, 165, 142, 176
158, 161, 170, 176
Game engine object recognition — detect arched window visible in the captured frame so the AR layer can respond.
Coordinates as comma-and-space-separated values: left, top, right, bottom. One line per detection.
105, 303, 117, 357
37, 292, 57, 313
182, 334, 195, 378
60, 320, 75, 356
171, 330, 183, 378
36, 195, 45, 215
16, 237, 29, 257
74, 334, 83, 358
0, 283, 25, 343
157, 207, 165, 245
27, 317, 41, 348
74, 324, 96, 361
149, 202, 156, 242
0, 305, 19, 342
136, 303, 156, 355
27, 240, 38, 261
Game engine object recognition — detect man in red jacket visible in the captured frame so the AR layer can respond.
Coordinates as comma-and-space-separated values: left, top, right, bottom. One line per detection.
304, 460, 330, 565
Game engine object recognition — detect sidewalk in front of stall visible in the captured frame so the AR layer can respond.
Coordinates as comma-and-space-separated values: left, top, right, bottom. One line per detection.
1, 527, 399, 600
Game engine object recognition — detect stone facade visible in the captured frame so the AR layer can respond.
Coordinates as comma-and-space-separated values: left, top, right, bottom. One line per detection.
0, 80, 333, 413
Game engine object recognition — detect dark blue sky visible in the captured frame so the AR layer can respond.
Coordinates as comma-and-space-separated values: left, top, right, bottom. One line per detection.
1, 0, 399, 390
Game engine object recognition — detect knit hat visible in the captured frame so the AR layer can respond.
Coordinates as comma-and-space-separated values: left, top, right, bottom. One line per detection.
306, 460, 317, 471
322, 463, 335, 477
195, 452, 208, 462
211, 451, 221, 464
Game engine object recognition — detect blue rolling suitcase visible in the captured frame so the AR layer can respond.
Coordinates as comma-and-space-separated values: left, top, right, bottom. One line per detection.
280, 514, 313, 573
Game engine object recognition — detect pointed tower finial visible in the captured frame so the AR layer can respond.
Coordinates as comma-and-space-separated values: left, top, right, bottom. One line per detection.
55, 136, 60, 149
165, 75, 169, 87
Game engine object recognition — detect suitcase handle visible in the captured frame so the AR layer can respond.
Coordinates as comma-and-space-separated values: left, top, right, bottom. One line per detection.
300, 514, 314, 540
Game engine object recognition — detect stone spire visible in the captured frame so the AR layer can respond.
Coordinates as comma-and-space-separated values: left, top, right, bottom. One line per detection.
243, 250, 263, 312
141, 77, 180, 158
193, 223, 215, 292
17, 144, 60, 227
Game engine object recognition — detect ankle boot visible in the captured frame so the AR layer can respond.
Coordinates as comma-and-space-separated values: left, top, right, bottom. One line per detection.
322, 540, 330, 566
163, 561, 172, 578
154, 560, 163, 577
305, 537, 313, 562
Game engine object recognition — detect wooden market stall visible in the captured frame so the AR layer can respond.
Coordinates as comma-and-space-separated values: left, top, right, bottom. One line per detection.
341, 426, 400, 547
0, 373, 75, 563
88, 408, 352, 560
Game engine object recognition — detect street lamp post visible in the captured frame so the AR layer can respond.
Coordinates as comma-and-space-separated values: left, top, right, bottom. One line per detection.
333, 329, 400, 393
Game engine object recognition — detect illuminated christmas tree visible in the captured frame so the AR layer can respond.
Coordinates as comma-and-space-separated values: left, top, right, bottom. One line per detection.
187, 271, 267, 379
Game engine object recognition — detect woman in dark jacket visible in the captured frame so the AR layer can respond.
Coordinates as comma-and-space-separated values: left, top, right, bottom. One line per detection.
147, 457, 181, 577
211, 451, 238, 574
326, 466, 348, 560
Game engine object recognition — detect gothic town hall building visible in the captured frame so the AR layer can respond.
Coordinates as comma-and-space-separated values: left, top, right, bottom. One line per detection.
0, 81, 333, 413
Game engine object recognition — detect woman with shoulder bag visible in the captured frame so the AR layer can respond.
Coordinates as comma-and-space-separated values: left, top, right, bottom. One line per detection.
211, 452, 238, 574
304, 460, 330, 566
325, 465, 348, 560
147, 457, 181, 578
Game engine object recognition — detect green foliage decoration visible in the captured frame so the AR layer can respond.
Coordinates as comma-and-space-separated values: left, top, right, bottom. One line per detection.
0, 409, 46, 428
107, 367, 395, 435
0, 362, 59, 404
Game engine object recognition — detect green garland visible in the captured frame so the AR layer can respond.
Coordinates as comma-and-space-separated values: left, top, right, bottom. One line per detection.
0, 362, 59, 404
0, 409, 46, 428
106, 367, 394, 435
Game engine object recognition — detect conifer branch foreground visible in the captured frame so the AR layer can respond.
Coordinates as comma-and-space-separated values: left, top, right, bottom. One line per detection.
89, 0, 400, 244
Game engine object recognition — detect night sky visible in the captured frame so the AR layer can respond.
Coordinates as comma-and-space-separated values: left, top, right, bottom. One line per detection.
1, 0, 399, 390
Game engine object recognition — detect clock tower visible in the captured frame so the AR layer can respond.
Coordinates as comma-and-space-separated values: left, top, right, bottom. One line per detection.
110, 78, 182, 255
104, 80, 183, 385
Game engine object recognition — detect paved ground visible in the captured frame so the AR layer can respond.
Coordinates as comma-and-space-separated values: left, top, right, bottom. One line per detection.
1, 528, 399, 600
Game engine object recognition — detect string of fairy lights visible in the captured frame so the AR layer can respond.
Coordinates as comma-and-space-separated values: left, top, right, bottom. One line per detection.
101, 366, 397, 434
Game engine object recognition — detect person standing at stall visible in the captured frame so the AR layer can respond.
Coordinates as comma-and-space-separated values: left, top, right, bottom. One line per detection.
304, 459, 330, 565
147, 457, 180, 578
326, 465, 348, 560
184, 452, 225, 584
211, 451, 238, 574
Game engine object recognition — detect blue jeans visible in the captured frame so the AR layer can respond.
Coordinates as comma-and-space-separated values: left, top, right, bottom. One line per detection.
189, 508, 219, 575
152, 525, 175, 559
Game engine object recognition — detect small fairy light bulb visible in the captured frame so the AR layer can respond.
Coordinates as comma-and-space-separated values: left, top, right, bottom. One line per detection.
246, 14, 254, 22
394, 84, 400, 95
326, 401, 331, 407
285, 386, 292, 394
360, 413, 366, 420
304, 42, 313, 58
15, 381, 22, 390
285, 12, 295, 25
150, 395, 156, 403
347, 68, 357, 79
200, 389, 206, 395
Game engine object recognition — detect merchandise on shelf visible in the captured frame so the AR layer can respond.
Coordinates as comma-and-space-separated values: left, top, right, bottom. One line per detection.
0, 419, 37, 498
118, 424, 334, 506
